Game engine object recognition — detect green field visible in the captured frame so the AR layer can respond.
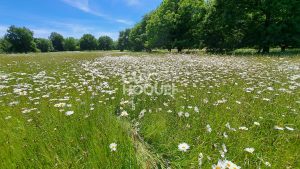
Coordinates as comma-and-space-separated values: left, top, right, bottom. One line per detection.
0, 52, 299, 169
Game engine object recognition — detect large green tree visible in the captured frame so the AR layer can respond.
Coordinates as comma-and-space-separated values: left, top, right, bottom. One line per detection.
118, 29, 131, 51
175, 0, 206, 51
146, 0, 206, 52
79, 34, 98, 51
35, 38, 53, 52
253, 0, 300, 52
64, 37, 78, 51
49, 32, 64, 51
98, 36, 113, 50
146, 0, 178, 51
201, 0, 249, 52
0, 38, 11, 53
129, 14, 152, 52
4, 26, 36, 53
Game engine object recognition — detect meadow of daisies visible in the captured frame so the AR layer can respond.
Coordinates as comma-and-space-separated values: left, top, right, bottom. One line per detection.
0, 51, 299, 169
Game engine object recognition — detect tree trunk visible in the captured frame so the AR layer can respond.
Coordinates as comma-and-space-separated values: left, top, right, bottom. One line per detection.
262, 10, 271, 54
177, 47, 182, 53
280, 45, 286, 52
262, 46, 270, 53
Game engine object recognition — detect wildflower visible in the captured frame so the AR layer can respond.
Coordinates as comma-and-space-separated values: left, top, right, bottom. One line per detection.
254, 122, 260, 126
225, 160, 241, 169
206, 124, 212, 133
285, 126, 294, 131
225, 122, 236, 131
244, 147, 255, 153
198, 153, 203, 169
184, 112, 190, 118
223, 132, 228, 138
212, 160, 226, 169
109, 143, 117, 151
5, 116, 12, 120
274, 125, 284, 130
65, 111, 74, 116
120, 110, 129, 117
194, 106, 199, 113
54, 103, 66, 108
264, 161, 271, 167
239, 126, 248, 131
178, 111, 183, 117
222, 144, 227, 153
178, 143, 190, 152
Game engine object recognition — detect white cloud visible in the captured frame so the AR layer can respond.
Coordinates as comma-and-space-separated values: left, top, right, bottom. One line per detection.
0, 25, 8, 37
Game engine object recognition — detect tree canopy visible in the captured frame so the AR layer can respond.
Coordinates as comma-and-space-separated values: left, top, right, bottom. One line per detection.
64, 37, 78, 51
4, 26, 36, 53
35, 38, 53, 52
98, 36, 114, 50
49, 32, 64, 51
79, 34, 98, 51
118, 0, 300, 53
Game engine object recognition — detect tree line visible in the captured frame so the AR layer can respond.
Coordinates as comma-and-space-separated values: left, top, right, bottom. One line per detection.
0, 25, 116, 53
1, 0, 300, 54
118, 0, 300, 53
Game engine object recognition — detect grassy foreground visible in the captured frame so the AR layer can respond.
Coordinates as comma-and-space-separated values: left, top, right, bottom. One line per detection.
0, 51, 299, 168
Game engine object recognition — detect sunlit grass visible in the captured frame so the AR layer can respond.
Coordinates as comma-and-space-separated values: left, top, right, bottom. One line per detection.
0, 51, 299, 168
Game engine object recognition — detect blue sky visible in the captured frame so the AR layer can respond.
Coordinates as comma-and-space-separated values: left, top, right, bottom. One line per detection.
0, 0, 161, 40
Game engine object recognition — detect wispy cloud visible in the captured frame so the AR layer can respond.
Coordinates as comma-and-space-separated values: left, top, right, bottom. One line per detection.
61, 0, 133, 25
62, 0, 89, 12
125, 0, 141, 6
61, 0, 106, 17
116, 19, 134, 25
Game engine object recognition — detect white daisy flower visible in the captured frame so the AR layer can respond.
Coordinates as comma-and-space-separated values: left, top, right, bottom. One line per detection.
285, 126, 294, 131
212, 160, 226, 169
65, 111, 74, 116
254, 122, 260, 126
109, 143, 117, 152
178, 143, 190, 152
5, 116, 12, 120
120, 110, 129, 117
239, 126, 249, 131
206, 124, 212, 133
184, 112, 190, 118
274, 125, 284, 130
244, 147, 255, 153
